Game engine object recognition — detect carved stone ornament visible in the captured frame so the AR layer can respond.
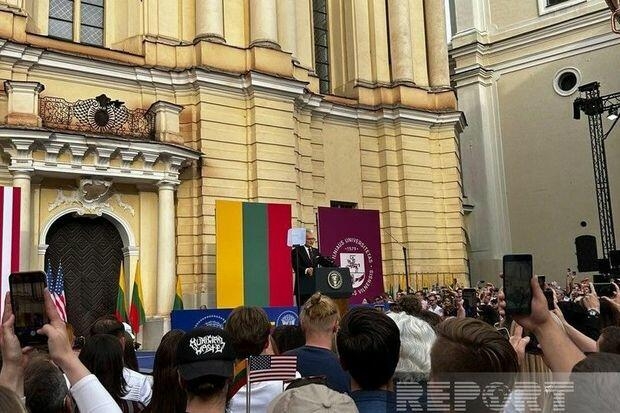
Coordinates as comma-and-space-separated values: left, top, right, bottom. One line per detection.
49, 179, 135, 216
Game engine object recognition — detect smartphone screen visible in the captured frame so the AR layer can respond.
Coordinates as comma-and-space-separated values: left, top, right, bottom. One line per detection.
544, 289, 555, 310
594, 283, 615, 298
462, 288, 477, 317
503, 254, 533, 315
537, 275, 546, 290
9, 271, 48, 347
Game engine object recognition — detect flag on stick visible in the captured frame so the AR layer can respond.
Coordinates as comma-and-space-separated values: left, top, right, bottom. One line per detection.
128, 260, 146, 334
227, 358, 248, 399
0, 186, 20, 315
173, 276, 184, 310
49, 261, 67, 322
115, 263, 128, 322
248, 355, 297, 383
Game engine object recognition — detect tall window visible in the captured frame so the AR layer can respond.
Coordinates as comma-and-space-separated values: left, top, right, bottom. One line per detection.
48, 0, 104, 46
313, 0, 330, 94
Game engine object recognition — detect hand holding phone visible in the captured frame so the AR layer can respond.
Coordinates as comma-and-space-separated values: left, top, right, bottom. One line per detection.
9, 271, 48, 347
503, 255, 533, 315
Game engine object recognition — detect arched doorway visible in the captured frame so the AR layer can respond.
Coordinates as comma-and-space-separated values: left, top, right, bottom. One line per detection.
45, 214, 124, 336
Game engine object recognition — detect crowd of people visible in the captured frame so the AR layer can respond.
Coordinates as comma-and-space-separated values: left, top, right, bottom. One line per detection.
1, 269, 620, 412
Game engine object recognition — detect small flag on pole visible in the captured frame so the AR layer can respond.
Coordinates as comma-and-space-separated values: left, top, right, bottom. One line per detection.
0, 186, 21, 315
227, 358, 248, 399
49, 261, 67, 322
248, 355, 297, 383
173, 276, 184, 310
115, 263, 128, 322
128, 260, 146, 334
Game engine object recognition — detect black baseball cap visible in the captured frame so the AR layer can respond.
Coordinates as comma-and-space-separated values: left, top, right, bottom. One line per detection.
176, 326, 236, 380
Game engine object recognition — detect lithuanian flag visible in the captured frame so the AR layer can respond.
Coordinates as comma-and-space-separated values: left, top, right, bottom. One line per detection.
173, 275, 184, 310
227, 358, 248, 399
128, 261, 146, 334
115, 263, 128, 322
215, 200, 292, 307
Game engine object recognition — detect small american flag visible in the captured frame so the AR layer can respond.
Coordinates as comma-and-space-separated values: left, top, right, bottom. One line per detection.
248, 355, 297, 383
49, 261, 67, 322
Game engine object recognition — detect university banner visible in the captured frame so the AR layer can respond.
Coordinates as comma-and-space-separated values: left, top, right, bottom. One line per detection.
215, 200, 292, 308
317, 207, 384, 304
171, 307, 299, 331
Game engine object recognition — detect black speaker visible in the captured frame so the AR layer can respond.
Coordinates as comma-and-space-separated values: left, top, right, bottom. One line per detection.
598, 258, 611, 274
609, 250, 620, 268
575, 235, 598, 272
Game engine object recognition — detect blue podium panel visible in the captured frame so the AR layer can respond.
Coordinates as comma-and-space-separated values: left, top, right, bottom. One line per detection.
171, 306, 299, 331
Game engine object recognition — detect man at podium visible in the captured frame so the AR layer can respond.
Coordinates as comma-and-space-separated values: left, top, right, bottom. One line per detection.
291, 229, 334, 306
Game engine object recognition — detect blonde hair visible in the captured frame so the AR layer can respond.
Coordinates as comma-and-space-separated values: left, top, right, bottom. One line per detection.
300, 292, 339, 333
0, 386, 27, 413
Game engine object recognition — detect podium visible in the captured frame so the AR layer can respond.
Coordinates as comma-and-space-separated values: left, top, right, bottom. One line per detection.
300, 267, 353, 316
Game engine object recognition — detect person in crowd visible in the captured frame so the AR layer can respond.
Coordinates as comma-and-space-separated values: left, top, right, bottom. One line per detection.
267, 383, 359, 413
143, 329, 186, 413
24, 357, 74, 413
79, 334, 145, 412
176, 326, 237, 413
598, 326, 620, 354
0, 290, 123, 413
271, 325, 305, 355
415, 310, 442, 328
290, 229, 334, 305
225, 306, 288, 413
387, 311, 435, 383
337, 307, 400, 413
0, 386, 27, 413
89, 315, 152, 404
566, 352, 620, 412
396, 294, 422, 316
284, 292, 350, 394
426, 294, 444, 317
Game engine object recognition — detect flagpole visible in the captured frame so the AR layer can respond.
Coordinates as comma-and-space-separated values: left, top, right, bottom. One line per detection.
246, 356, 251, 413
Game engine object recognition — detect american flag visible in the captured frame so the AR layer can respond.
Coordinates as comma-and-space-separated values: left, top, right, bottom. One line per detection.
48, 261, 67, 322
248, 355, 297, 383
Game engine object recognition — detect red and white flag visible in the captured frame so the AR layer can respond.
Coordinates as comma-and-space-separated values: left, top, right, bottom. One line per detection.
0, 186, 21, 314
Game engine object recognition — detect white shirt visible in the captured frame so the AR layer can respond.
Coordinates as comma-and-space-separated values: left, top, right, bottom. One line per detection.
122, 367, 152, 405
428, 305, 444, 317
228, 381, 286, 413
71, 374, 122, 413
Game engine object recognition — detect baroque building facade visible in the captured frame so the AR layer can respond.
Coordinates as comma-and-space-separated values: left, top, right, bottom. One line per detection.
450, 0, 620, 282
0, 0, 465, 346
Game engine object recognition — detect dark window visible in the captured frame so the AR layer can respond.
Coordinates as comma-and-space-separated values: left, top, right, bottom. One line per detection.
80, 0, 104, 46
330, 201, 357, 209
313, 0, 330, 94
49, 0, 74, 41
547, 0, 571, 6
557, 72, 577, 92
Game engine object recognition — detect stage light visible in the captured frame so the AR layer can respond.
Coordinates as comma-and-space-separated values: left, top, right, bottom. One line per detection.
608, 107, 619, 121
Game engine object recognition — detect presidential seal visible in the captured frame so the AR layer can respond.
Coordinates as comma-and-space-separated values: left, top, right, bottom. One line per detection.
328, 270, 343, 290
194, 314, 227, 329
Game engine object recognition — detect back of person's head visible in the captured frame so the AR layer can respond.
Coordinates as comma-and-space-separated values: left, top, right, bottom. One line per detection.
571, 352, 620, 372
477, 304, 500, 326
567, 352, 620, 412
24, 358, 71, 413
89, 315, 125, 338
598, 326, 620, 354
600, 299, 620, 329
78, 333, 127, 402
337, 307, 400, 390
272, 325, 305, 354
145, 329, 186, 413
430, 318, 518, 380
268, 383, 358, 413
224, 306, 271, 359
176, 327, 236, 401
397, 294, 422, 316
416, 310, 442, 328
0, 386, 27, 413
123, 331, 139, 371
300, 293, 339, 335
387, 311, 436, 381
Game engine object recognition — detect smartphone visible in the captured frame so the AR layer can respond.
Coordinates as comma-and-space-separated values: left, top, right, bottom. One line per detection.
9, 271, 48, 347
462, 288, 477, 317
503, 254, 533, 315
497, 327, 510, 340
537, 275, 546, 290
544, 289, 555, 310
594, 283, 615, 298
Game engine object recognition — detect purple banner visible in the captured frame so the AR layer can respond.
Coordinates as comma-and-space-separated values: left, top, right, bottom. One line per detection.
317, 207, 384, 304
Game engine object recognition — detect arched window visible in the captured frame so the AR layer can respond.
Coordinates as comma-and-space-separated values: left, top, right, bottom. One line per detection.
48, 0, 104, 46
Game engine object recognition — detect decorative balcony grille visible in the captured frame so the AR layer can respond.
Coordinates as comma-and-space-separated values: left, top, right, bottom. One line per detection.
40, 94, 155, 140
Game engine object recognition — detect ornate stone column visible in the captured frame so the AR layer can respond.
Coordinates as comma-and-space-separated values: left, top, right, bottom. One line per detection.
387, 0, 415, 83
156, 180, 177, 316
277, 0, 297, 59
10, 168, 32, 269
249, 0, 279, 48
424, 0, 450, 87
195, 0, 225, 42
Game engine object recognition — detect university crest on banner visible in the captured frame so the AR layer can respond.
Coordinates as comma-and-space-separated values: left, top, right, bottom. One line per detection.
317, 207, 383, 304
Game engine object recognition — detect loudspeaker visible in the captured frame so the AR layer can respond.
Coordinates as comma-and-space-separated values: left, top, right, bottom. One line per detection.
575, 235, 598, 272
598, 258, 611, 274
609, 250, 620, 268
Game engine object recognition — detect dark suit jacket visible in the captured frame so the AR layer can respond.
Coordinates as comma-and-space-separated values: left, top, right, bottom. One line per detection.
291, 245, 333, 295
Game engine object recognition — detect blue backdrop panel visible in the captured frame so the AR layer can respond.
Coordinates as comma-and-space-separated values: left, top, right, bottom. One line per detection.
171, 306, 299, 331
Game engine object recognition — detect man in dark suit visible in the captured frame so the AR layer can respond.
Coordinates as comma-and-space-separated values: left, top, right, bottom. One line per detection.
291, 229, 334, 306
